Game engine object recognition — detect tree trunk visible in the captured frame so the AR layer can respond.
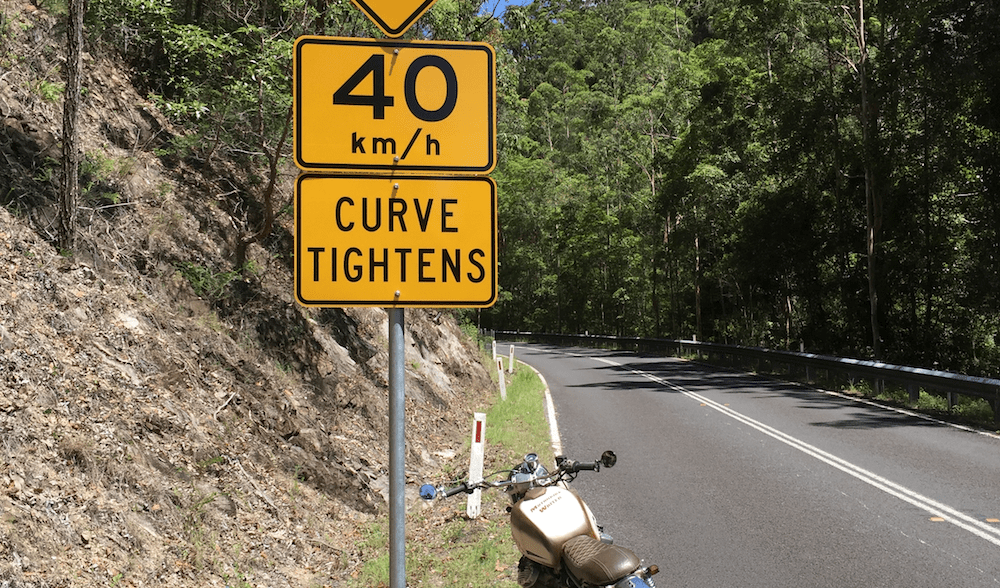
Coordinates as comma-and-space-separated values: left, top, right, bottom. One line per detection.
652, 252, 660, 336
235, 104, 293, 269
695, 233, 702, 342
312, 0, 330, 33
825, 15, 852, 343
59, 0, 84, 252
857, 0, 882, 359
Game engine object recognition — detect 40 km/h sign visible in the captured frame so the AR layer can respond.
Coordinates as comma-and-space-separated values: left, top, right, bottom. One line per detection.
295, 174, 497, 308
294, 37, 496, 174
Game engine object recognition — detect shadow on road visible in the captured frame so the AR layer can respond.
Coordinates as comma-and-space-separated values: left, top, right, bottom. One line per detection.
515, 344, 940, 431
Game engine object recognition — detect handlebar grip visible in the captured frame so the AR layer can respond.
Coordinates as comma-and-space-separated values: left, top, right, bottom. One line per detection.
574, 461, 598, 472
442, 482, 471, 497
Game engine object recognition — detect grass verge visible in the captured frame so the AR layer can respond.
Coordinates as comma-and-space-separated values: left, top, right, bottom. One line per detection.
348, 358, 552, 588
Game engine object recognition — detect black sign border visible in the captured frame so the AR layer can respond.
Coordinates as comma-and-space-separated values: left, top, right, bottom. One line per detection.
294, 36, 496, 175
294, 173, 498, 308
352, 0, 436, 37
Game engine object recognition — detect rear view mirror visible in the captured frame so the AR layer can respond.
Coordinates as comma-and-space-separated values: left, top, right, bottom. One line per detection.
600, 450, 617, 469
419, 484, 438, 500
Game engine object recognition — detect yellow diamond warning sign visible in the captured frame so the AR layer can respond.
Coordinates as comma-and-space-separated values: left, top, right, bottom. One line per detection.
294, 36, 496, 175
350, 0, 436, 38
295, 174, 497, 308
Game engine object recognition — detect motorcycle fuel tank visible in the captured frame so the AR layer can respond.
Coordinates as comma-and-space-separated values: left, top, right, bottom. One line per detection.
510, 485, 600, 568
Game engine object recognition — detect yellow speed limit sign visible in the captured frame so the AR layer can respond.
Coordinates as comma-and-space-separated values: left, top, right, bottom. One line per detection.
294, 36, 496, 175
295, 174, 497, 308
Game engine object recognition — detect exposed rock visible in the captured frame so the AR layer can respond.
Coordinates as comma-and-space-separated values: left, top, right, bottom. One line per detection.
0, 2, 494, 586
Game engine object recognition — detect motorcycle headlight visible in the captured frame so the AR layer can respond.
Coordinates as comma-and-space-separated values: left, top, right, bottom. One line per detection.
507, 455, 549, 496
507, 472, 535, 495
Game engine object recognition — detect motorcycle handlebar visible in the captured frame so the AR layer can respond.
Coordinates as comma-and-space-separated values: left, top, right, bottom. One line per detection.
441, 482, 472, 497
423, 452, 615, 501
557, 456, 599, 473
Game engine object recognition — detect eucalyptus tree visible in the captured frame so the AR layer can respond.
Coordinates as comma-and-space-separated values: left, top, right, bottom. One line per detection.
488, 0, 1000, 375
873, 0, 1000, 373
87, 0, 489, 273
59, 0, 85, 252
488, 0, 693, 335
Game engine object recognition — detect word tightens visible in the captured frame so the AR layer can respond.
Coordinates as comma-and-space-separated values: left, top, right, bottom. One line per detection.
306, 247, 487, 284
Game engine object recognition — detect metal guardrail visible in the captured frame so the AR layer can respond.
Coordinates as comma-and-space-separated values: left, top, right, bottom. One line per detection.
492, 331, 1000, 425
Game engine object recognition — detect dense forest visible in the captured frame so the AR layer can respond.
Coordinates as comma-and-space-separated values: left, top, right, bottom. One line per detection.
60, 0, 1000, 376
484, 0, 1000, 379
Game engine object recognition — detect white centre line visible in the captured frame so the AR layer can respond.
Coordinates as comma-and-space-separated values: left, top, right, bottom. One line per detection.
592, 356, 1000, 548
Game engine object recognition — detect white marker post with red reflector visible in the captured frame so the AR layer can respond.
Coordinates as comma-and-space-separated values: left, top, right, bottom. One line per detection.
467, 412, 486, 518
497, 358, 507, 400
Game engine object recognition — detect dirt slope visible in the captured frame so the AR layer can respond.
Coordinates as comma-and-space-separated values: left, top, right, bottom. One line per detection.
0, 4, 494, 586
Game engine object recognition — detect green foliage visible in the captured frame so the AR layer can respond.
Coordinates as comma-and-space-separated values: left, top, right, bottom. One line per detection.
351, 521, 390, 586
33, 157, 59, 185
483, 0, 1000, 378
33, 79, 64, 102
870, 387, 997, 429
152, 133, 202, 161
175, 261, 240, 300
88, 0, 295, 171
221, 564, 252, 588
349, 362, 549, 587
420, 0, 498, 41
77, 0, 1000, 376
80, 150, 133, 207
486, 1, 695, 336
85, 0, 489, 277
486, 364, 551, 464
35, 0, 68, 15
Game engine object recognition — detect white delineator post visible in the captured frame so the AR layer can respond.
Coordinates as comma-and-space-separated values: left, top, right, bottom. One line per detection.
492, 339, 497, 362
508, 345, 515, 374
467, 412, 486, 519
497, 358, 507, 400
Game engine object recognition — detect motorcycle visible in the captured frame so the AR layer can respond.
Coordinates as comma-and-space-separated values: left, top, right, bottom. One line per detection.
420, 451, 660, 588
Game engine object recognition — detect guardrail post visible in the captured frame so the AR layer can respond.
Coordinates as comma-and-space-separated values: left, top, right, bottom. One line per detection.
993, 389, 999, 426
907, 384, 919, 404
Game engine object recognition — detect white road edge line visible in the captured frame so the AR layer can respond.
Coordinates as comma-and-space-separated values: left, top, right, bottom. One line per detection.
592, 356, 1000, 548
517, 359, 562, 456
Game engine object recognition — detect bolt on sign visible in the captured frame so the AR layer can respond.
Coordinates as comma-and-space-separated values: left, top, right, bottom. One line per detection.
349, 0, 436, 38
294, 36, 496, 175
295, 174, 497, 308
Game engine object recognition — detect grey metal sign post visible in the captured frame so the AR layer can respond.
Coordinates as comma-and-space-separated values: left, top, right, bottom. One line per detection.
294, 7, 495, 587
388, 308, 406, 588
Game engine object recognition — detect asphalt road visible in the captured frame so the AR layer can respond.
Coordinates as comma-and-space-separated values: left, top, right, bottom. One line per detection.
501, 343, 1000, 588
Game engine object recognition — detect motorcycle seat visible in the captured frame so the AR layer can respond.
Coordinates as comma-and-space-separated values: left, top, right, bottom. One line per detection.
563, 535, 641, 586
